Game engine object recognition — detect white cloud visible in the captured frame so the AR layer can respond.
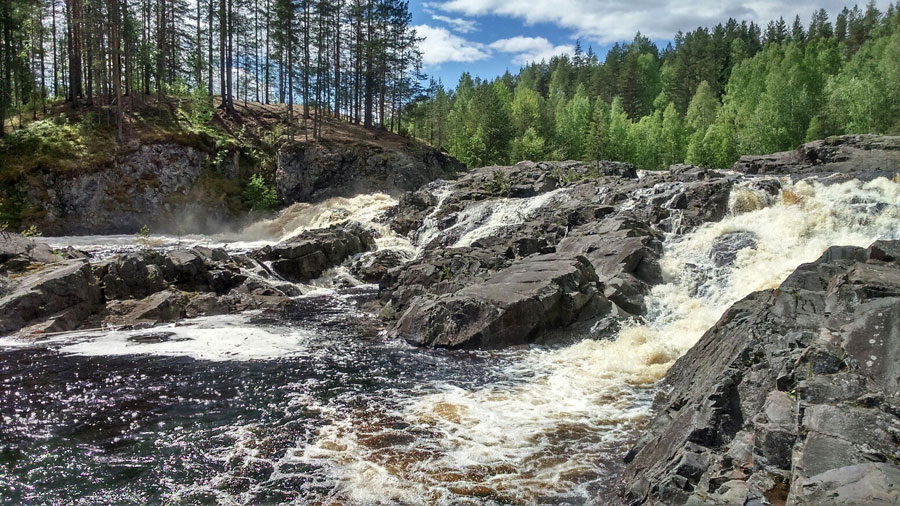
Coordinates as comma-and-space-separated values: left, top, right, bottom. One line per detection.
489, 36, 574, 64
416, 26, 574, 69
416, 24, 490, 65
432, 14, 479, 33
432, 0, 894, 44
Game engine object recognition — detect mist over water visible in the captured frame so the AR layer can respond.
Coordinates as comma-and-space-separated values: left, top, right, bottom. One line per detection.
3, 175, 899, 504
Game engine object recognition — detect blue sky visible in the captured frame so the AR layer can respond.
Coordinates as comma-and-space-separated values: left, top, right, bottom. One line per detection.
411, 0, 895, 87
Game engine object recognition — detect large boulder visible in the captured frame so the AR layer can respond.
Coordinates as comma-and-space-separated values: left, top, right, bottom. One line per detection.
350, 249, 408, 284
393, 254, 611, 349
0, 260, 103, 335
0, 234, 62, 271
166, 247, 246, 293
95, 247, 246, 301
380, 244, 516, 318
96, 250, 176, 300
558, 214, 664, 315
254, 222, 376, 282
622, 241, 900, 505
276, 139, 464, 203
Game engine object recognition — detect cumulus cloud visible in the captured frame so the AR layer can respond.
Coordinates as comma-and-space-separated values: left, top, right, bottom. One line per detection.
417, 26, 574, 68
431, 0, 892, 43
416, 24, 490, 65
432, 14, 479, 33
489, 36, 574, 64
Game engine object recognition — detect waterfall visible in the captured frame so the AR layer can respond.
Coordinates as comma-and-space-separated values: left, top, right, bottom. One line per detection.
239, 192, 415, 255
299, 175, 900, 504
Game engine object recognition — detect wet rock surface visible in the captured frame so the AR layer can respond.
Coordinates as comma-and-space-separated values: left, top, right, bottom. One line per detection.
253, 222, 375, 282
622, 240, 900, 505
381, 160, 741, 348
393, 254, 610, 348
0, 259, 103, 335
0, 227, 375, 335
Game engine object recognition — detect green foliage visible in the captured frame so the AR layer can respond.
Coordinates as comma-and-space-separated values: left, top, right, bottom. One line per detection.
585, 99, 611, 162
177, 87, 218, 136
0, 116, 87, 178
511, 86, 548, 138
685, 81, 719, 133
555, 85, 593, 160
420, 5, 898, 171
242, 174, 280, 211
20, 225, 42, 237
136, 225, 151, 238
825, 32, 900, 134
606, 97, 633, 163
241, 123, 284, 176
511, 127, 547, 162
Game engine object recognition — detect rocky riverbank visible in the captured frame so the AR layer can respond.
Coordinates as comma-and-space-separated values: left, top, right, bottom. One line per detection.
0, 134, 898, 504
377, 159, 770, 348
623, 240, 900, 505
2, 136, 896, 347
0, 223, 375, 335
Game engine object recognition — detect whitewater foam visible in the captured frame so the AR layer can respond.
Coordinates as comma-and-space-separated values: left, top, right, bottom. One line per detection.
40, 315, 314, 362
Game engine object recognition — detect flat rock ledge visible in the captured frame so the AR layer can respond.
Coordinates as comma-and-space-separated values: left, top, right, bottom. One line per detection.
622, 240, 900, 506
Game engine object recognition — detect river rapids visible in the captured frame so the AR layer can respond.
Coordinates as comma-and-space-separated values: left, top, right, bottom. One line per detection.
1, 175, 899, 505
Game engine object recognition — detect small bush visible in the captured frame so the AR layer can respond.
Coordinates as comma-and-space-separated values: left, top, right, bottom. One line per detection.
20, 225, 42, 237
177, 86, 216, 136
485, 169, 511, 197
242, 174, 279, 211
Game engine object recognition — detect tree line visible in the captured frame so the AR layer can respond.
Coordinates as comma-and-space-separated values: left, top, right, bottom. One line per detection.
0, 0, 424, 140
408, 2, 900, 169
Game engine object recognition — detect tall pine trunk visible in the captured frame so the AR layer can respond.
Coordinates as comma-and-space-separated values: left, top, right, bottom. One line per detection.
52, 0, 58, 97
109, 0, 123, 141
208, 0, 213, 95
157, 0, 166, 103
218, 0, 225, 103
334, 0, 341, 119
302, 0, 309, 120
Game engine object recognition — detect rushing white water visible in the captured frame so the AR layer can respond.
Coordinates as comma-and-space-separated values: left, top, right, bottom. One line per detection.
299, 175, 900, 504
240, 193, 415, 255
412, 182, 454, 251
444, 189, 565, 248
38, 315, 314, 361
37, 193, 414, 260
35, 234, 274, 259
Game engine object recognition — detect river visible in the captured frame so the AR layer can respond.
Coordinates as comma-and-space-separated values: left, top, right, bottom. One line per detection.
2, 175, 898, 505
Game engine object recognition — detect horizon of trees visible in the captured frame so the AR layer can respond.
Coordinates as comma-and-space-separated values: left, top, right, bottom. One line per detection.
407, 2, 900, 169
2, 1, 899, 172
0, 0, 424, 140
